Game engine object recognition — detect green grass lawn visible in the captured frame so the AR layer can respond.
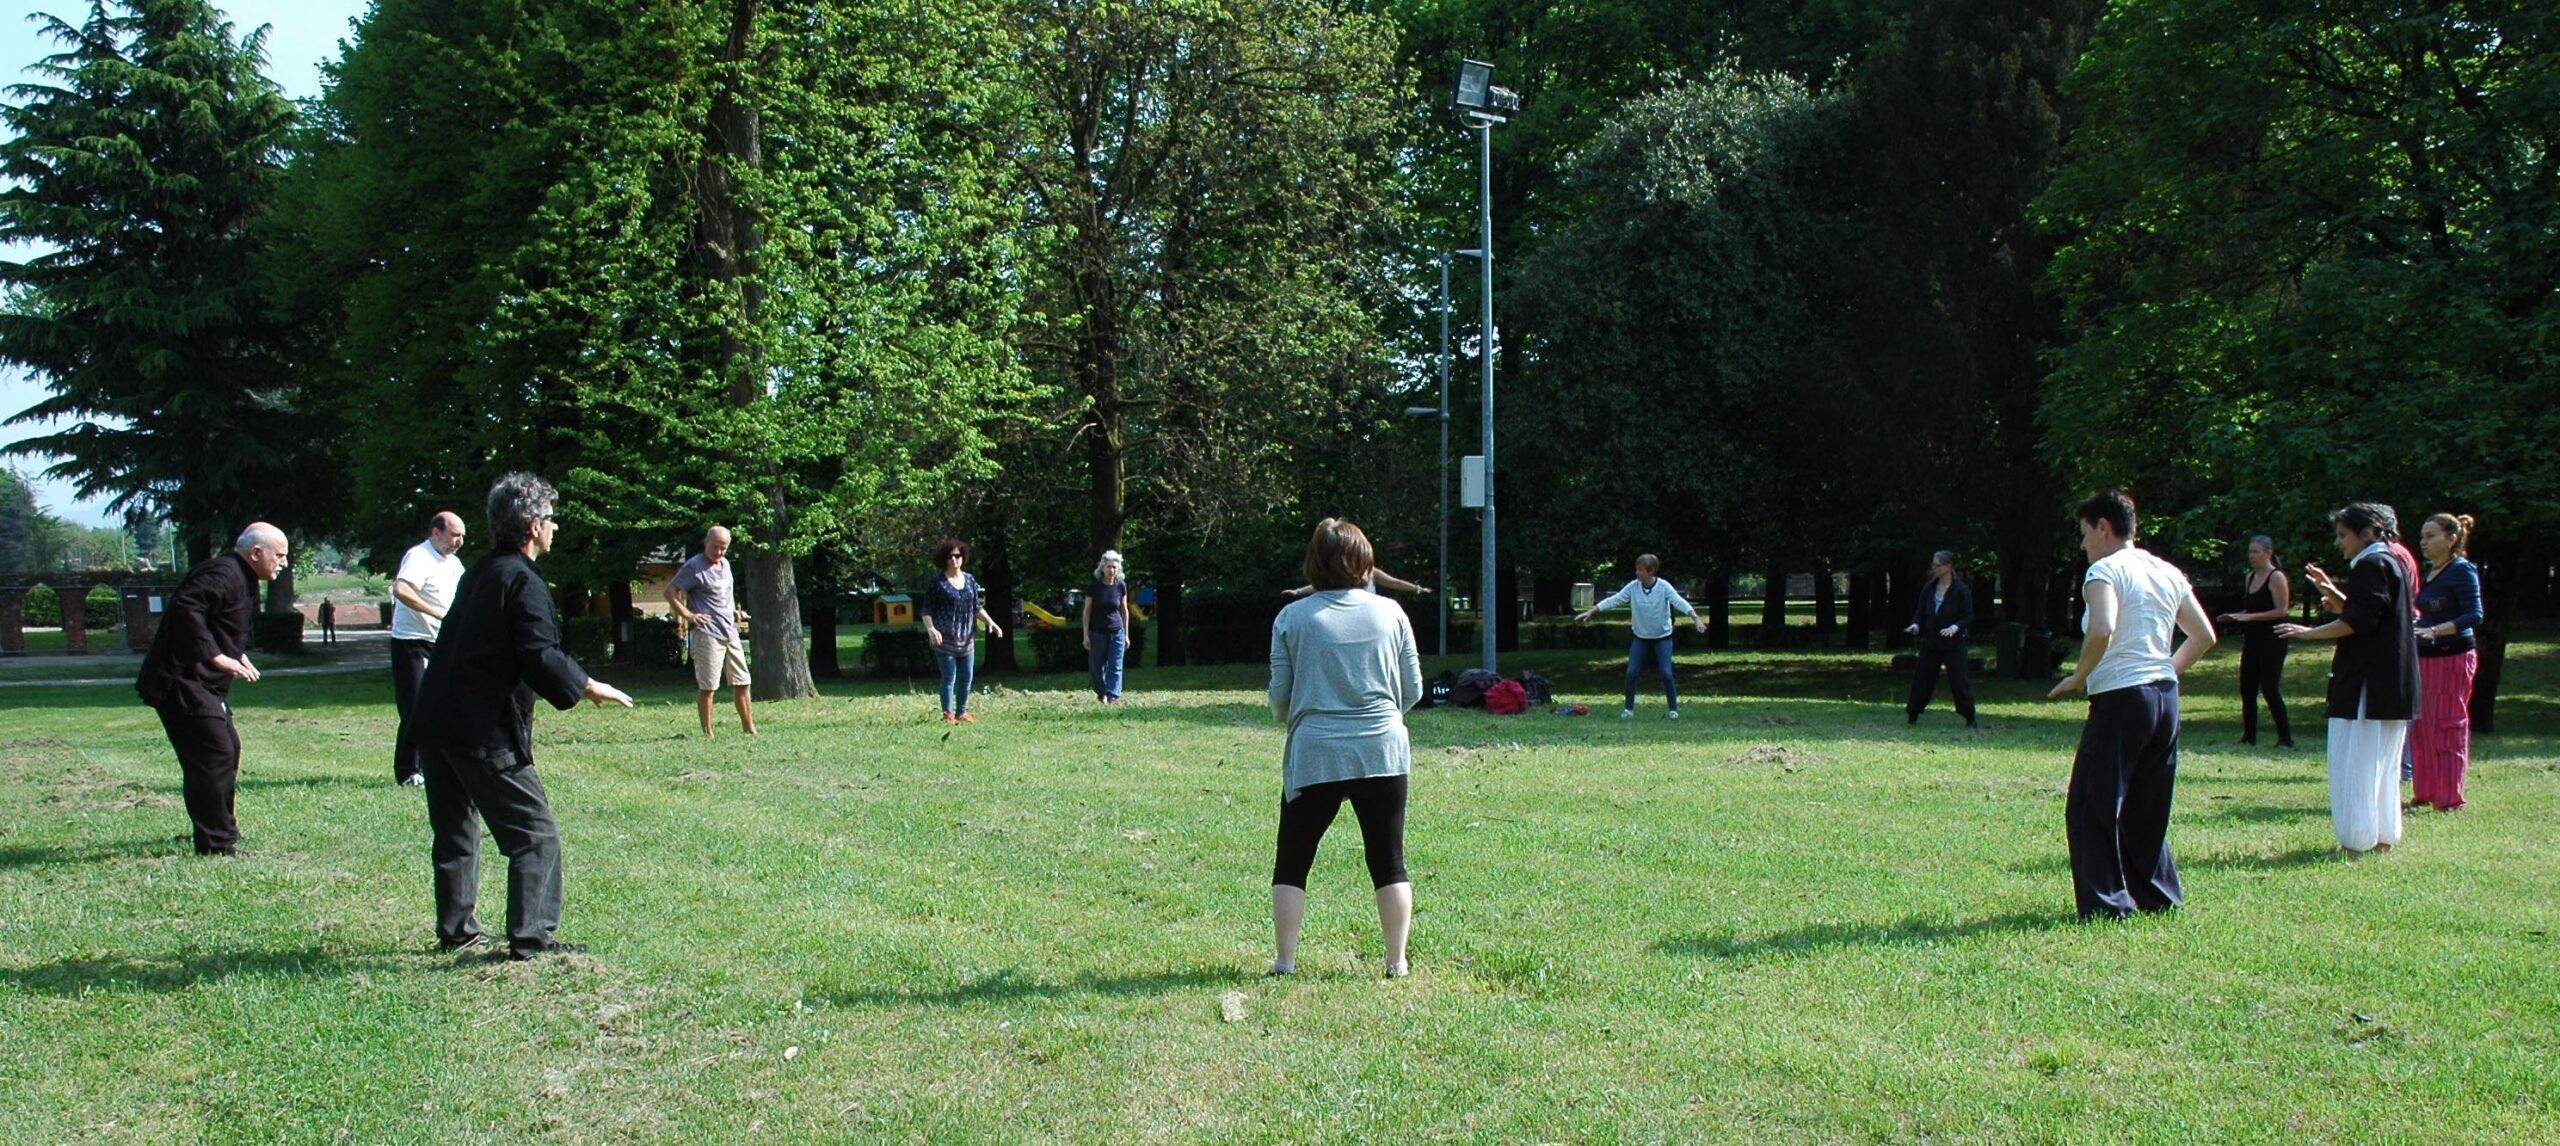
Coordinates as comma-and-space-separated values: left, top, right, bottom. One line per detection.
4, 630, 2556, 1142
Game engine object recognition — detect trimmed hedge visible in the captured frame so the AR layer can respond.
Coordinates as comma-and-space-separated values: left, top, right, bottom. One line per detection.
16, 584, 128, 628
562, 615, 612, 664
862, 628, 934, 678
252, 611, 305, 654
1027, 624, 1146, 674
622, 615, 683, 666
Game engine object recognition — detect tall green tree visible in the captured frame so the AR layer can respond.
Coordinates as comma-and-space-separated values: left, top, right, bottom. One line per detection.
0, 0, 314, 564
1002, 0, 1409, 662
2038, 0, 2559, 721
1509, 69, 1855, 603
1842, 0, 2098, 629
299, 0, 1034, 696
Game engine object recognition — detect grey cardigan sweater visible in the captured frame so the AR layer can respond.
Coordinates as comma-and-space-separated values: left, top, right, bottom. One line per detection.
1268, 589, 1424, 801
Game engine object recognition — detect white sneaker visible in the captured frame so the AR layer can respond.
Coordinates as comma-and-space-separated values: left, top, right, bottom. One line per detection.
1384, 960, 1409, 978
399, 774, 425, 788
1620, 707, 1634, 720
1667, 709, 1681, 720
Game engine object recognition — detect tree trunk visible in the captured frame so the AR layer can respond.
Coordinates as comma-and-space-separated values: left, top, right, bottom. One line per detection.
1495, 564, 1521, 653
1705, 561, 1730, 649
1155, 559, 1187, 666
1532, 569, 1572, 619
1757, 560, 1786, 647
1813, 562, 1838, 633
807, 576, 839, 679
1845, 570, 1871, 650
698, 0, 811, 700
1885, 567, 1912, 649
979, 520, 1020, 674
607, 579, 634, 659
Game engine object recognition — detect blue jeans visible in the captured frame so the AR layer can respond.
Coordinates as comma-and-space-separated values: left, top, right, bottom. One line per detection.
1088, 630, 1126, 700
1624, 635, 1677, 711
936, 650, 976, 715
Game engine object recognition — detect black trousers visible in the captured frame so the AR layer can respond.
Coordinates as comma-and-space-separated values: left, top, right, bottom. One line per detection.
389, 638, 433, 781
1907, 643, 1976, 720
2067, 681, 2184, 919
155, 705, 241, 853
422, 740, 564, 953
2238, 633, 2291, 744
1273, 774, 1409, 890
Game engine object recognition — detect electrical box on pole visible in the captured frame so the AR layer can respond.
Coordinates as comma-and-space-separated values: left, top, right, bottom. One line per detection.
1459, 456, 1486, 508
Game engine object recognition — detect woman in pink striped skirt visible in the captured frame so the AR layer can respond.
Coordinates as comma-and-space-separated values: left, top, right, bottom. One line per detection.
2410, 513, 2484, 811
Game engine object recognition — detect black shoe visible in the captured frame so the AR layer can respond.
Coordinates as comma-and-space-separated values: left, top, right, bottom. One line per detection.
2277, 738, 2295, 749
1906, 713, 1920, 725
195, 846, 237, 857
508, 941, 587, 961
2238, 736, 2256, 746
1964, 716, 1978, 729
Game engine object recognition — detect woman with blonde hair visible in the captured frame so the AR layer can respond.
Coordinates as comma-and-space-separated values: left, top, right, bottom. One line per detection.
1082, 549, 1134, 704
1267, 518, 1423, 977
2409, 513, 2483, 811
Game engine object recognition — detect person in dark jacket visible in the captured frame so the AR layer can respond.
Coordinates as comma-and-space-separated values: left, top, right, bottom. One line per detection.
413, 473, 631, 958
1904, 550, 1977, 728
136, 523, 288, 855
2277, 502, 2420, 854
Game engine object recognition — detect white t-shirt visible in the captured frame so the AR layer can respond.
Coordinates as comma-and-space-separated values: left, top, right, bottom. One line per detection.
2082, 545, 2193, 695
391, 539, 464, 642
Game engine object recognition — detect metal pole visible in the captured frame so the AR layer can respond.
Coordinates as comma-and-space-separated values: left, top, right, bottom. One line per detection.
1436, 252, 1451, 659
1476, 119, 1497, 673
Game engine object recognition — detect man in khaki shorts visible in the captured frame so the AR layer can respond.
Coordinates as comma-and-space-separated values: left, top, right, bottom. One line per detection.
667, 525, 757, 737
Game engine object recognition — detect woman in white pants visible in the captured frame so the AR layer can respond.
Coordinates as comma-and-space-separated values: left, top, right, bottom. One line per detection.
2277, 502, 2420, 854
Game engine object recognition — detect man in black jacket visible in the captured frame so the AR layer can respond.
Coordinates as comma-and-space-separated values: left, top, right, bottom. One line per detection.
413, 473, 631, 958
137, 523, 288, 855
1905, 550, 1978, 728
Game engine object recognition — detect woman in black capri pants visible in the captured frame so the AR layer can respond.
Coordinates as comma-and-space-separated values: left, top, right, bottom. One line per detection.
1267, 518, 1424, 978
1905, 550, 1977, 728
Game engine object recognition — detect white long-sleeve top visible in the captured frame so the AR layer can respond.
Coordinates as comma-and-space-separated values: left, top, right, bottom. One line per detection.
1591, 578, 1697, 639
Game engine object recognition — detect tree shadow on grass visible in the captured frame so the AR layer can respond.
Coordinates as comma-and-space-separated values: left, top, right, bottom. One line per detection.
0, 837, 181, 868
0, 945, 397, 995
1655, 910, 2063, 961
808, 964, 1247, 1009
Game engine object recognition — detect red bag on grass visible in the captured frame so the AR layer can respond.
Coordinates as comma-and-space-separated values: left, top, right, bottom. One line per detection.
1482, 679, 1528, 715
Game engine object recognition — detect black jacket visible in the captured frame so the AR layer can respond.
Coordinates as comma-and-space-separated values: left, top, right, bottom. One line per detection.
2324, 547, 2420, 721
1911, 577, 1974, 650
412, 551, 591, 757
136, 552, 255, 714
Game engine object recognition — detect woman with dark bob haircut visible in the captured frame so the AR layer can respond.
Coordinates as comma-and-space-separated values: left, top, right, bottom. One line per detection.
1265, 518, 1424, 977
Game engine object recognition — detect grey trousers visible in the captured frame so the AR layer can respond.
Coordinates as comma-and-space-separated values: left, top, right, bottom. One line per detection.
422, 740, 564, 953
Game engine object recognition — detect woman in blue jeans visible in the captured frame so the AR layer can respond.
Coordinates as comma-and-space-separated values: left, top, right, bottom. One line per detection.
1575, 553, 1707, 718
923, 538, 1004, 723
1082, 549, 1133, 703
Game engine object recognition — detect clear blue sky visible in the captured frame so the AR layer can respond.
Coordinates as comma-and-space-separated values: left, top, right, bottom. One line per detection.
2, 1, 369, 526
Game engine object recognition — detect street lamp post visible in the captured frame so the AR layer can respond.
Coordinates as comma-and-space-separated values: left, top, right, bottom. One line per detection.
1453, 59, 1515, 673
1404, 252, 1457, 658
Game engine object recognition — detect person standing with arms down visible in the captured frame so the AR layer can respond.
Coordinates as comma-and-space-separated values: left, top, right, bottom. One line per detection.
414, 473, 632, 958
136, 523, 287, 856
317, 599, 336, 644
1904, 550, 1978, 728
2216, 535, 2294, 748
1268, 518, 1424, 978
1574, 554, 1706, 720
923, 539, 1004, 724
2277, 502, 2419, 854
666, 525, 755, 738
2408, 513, 2482, 812
389, 511, 467, 786
1082, 549, 1134, 704
2048, 491, 2217, 919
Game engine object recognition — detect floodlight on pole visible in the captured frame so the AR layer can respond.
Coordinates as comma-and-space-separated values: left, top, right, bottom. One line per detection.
1452, 58, 1512, 672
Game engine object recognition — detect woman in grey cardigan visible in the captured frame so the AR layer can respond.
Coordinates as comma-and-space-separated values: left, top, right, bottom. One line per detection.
1267, 518, 1425, 977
